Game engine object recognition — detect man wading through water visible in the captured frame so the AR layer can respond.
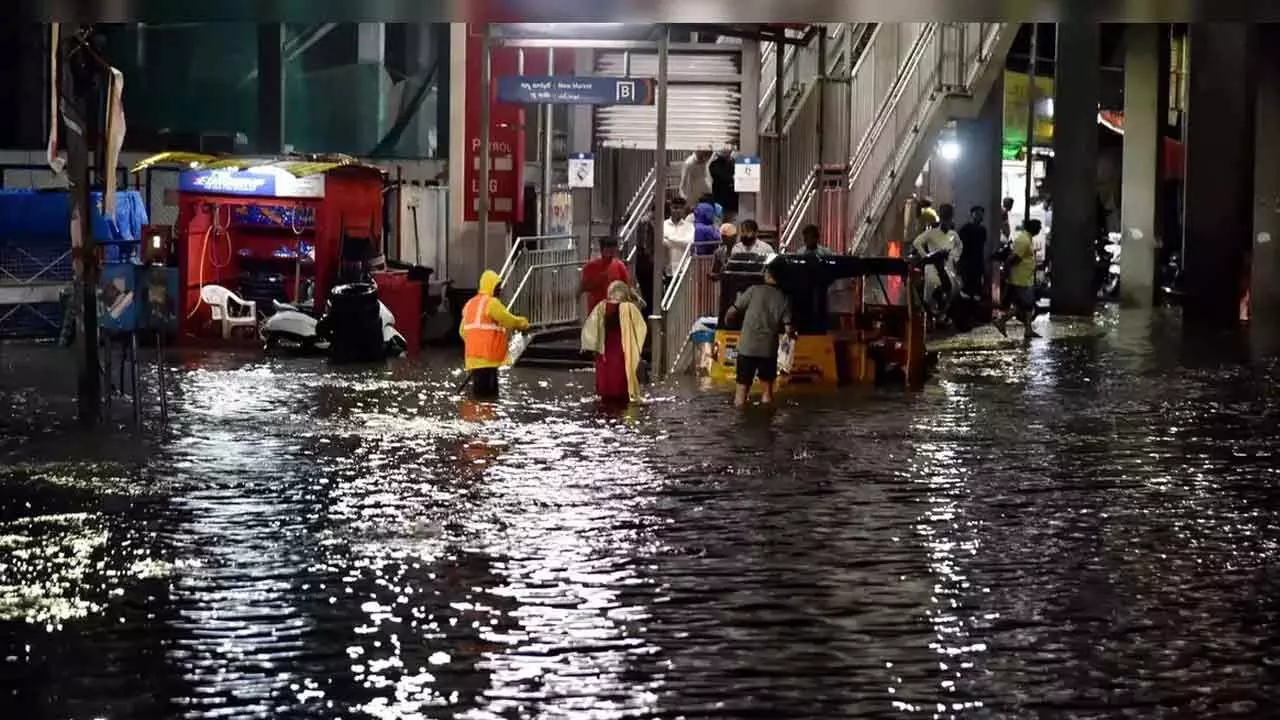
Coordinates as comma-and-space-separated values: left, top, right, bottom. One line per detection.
726, 259, 794, 408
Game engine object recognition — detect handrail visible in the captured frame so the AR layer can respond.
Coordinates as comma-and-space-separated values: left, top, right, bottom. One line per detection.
847, 24, 1011, 257
660, 243, 698, 312
779, 175, 820, 251
507, 259, 584, 329
763, 24, 861, 135
777, 24, 868, 137
620, 169, 658, 261
498, 233, 574, 282
758, 42, 794, 123
845, 25, 937, 191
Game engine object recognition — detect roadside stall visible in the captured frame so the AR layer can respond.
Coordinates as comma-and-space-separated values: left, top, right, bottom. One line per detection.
131, 153, 422, 351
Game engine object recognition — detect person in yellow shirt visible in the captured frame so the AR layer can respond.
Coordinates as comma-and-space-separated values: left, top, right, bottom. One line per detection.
459, 269, 529, 398
995, 219, 1041, 340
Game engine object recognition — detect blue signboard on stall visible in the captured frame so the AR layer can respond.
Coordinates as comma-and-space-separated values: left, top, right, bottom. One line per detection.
496, 76, 655, 105
179, 168, 326, 199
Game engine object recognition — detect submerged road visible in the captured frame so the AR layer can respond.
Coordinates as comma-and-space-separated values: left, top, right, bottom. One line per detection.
2, 309, 1280, 718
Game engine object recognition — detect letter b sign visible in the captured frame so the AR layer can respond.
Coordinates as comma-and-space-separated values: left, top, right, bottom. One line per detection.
616, 81, 635, 103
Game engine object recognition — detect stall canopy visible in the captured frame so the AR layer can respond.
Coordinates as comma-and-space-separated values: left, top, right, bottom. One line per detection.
130, 152, 382, 178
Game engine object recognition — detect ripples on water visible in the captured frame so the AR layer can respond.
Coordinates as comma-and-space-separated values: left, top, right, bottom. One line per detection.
3, 310, 1280, 718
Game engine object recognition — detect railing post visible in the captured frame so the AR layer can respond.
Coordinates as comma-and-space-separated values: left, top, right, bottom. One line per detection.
649, 24, 669, 379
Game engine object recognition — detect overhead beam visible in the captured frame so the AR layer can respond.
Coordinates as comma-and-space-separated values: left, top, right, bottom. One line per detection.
491, 39, 740, 51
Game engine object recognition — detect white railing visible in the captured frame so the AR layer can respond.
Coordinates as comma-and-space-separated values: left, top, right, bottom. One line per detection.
498, 234, 576, 288
846, 23, 1010, 256
619, 167, 657, 263
659, 246, 719, 376
506, 260, 584, 330
759, 23, 880, 238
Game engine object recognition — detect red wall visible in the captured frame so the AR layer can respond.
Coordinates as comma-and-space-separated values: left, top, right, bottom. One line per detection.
463, 25, 575, 224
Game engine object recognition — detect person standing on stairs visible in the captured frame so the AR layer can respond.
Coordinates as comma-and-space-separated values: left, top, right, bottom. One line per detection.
679, 146, 714, 206
709, 144, 738, 221
580, 236, 635, 313
459, 270, 529, 399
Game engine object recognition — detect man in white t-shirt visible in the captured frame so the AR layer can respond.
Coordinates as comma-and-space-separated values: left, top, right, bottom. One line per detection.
662, 197, 695, 276
679, 146, 714, 205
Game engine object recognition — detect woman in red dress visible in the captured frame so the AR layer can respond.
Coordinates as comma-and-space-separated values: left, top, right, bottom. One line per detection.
582, 281, 647, 403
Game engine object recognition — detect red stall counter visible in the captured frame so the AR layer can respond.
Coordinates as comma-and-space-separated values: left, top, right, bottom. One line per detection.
374, 270, 422, 354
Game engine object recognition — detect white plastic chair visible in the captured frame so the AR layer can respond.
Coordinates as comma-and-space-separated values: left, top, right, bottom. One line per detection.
200, 284, 258, 339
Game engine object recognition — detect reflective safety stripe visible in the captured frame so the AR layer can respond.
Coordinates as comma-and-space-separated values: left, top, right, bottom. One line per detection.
463, 294, 504, 331
462, 293, 510, 365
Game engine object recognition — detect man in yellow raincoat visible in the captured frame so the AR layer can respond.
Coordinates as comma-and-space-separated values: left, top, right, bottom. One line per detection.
459, 270, 529, 398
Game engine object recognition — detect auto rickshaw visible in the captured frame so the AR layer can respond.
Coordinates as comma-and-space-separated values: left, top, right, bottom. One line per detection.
707, 252, 937, 388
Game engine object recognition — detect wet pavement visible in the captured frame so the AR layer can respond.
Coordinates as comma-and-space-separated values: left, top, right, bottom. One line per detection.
3, 308, 1280, 718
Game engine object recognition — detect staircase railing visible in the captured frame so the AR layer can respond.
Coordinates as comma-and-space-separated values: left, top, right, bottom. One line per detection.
498, 234, 576, 286
846, 23, 1010, 256
659, 244, 718, 376
759, 22, 883, 243
619, 166, 658, 263
506, 259, 584, 330
759, 25, 852, 133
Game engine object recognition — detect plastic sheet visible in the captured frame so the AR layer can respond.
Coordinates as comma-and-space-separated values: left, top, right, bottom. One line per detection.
0, 189, 148, 243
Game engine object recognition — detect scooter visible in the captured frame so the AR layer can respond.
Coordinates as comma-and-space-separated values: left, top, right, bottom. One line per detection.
1096, 232, 1121, 299
262, 299, 407, 357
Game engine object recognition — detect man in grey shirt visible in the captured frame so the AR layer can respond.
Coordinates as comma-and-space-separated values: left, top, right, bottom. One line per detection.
725, 262, 794, 407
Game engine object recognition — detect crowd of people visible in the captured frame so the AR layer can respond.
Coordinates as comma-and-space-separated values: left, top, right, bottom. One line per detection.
458, 145, 1047, 407
908, 197, 1043, 340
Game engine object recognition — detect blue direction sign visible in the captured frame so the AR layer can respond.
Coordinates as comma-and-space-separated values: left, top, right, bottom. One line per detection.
496, 76, 655, 105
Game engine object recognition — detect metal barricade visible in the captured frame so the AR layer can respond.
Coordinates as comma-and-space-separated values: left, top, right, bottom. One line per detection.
506, 260, 583, 329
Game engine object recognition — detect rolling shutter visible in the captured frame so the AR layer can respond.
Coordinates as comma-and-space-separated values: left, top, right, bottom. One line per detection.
594, 52, 741, 151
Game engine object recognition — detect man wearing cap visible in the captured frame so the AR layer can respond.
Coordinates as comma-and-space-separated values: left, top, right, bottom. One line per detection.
679, 146, 714, 205
710, 222, 739, 280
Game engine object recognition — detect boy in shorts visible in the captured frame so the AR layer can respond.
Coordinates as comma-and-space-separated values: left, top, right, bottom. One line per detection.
726, 261, 794, 407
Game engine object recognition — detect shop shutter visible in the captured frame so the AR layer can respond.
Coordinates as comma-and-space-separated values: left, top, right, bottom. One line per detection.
593, 52, 741, 151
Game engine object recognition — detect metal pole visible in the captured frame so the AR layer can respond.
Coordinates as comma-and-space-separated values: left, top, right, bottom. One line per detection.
478, 24, 492, 273
543, 48, 556, 238
815, 30, 828, 244
773, 32, 785, 239
1023, 23, 1038, 224
649, 25, 669, 376
62, 26, 102, 427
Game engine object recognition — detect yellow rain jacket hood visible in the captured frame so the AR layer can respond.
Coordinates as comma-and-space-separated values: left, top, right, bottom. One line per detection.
459, 270, 529, 370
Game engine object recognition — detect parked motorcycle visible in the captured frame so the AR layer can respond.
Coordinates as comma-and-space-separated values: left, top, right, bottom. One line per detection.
262, 298, 406, 357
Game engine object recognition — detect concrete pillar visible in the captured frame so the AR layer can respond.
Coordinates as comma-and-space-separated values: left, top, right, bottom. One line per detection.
1049, 22, 1101, 316
1252, 25, 1280, 322
950, 72, 1004, 264
1184, 23, 1255, 324
739, 39, 761, 220
1119, 23, 1161, 308
357, 23, 389, 152
256, 24, 284, 153
447, 23, 470, 286
570, 48, 594, 258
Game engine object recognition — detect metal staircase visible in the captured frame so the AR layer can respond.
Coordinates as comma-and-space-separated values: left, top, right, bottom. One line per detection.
656, 23, 1017, 378
607, 25, 868, 259
844, 23, 1016, 256
767, 23, 1017, 254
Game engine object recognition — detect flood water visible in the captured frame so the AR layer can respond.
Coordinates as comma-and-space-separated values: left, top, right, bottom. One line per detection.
3, 309, 1280, 719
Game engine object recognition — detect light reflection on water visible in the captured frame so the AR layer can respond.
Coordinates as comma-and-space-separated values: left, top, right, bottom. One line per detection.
3, 310, 1280, 717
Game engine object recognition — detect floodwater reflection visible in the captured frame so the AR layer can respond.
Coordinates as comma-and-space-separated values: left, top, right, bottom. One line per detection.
3, 310, 1280, 717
